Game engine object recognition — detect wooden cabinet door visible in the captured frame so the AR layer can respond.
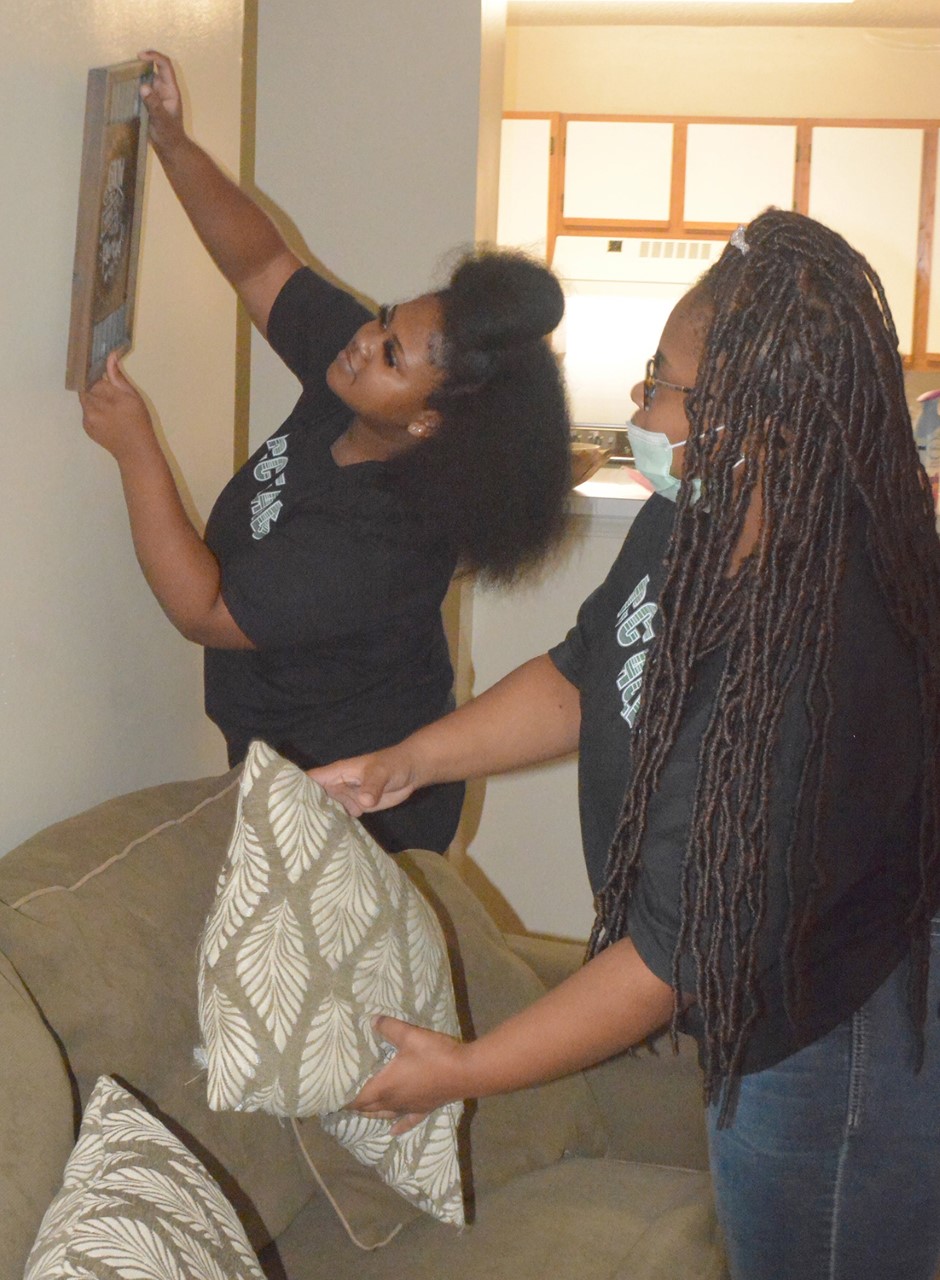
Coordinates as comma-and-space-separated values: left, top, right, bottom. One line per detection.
927, 144, 940, 361
496, 116, 553, 258
684, 123, 797, 227
809, 126, 923, 354
563, 120, 673, 224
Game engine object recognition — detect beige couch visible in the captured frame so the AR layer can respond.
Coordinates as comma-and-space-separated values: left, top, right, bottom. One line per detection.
0, 767, 727, 1279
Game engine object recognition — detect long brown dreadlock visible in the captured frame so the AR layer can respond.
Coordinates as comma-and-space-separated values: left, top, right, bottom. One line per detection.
588, 209, 940, 1114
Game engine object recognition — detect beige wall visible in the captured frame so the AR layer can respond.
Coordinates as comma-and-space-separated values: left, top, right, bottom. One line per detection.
478, 0, 510, 246
0, 2, 242, 856
248, 0, 500, 454
505, 25, 940, 118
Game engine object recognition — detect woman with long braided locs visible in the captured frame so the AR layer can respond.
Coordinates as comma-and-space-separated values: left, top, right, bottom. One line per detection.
311, 208, 940, 1279
592, 210, 940, 1113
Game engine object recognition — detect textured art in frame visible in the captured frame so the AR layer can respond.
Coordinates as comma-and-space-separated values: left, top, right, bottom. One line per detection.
65, 60, 152, 390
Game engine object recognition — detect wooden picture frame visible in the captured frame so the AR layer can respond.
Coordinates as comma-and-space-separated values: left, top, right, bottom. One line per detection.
65, 60, 152, 390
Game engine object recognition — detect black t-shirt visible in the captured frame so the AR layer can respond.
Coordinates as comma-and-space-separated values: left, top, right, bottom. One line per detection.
203, 267, 463, 853
550, 494, 923, 1071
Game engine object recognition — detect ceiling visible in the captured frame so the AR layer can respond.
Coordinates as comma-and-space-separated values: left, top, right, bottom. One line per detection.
507, 1, 940, 27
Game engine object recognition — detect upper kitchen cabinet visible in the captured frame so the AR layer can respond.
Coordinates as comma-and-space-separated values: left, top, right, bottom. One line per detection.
496, 112, 940, 368
684, 123, 797, 227
929, 137, 940, 364
497, 115, 556, 259
562, 120, 674, 225
808, 126, 925, 357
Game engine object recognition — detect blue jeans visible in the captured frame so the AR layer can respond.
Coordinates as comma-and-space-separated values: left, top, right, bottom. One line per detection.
708, 919, 940, 1280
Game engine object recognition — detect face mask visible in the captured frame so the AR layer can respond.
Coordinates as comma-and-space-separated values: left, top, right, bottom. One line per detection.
626, 421, 689, 503
626, 421, 740, 504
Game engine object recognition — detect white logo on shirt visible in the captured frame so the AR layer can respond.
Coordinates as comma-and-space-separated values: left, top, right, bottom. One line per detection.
615, 574, 657, 727
250, 434, 289, 540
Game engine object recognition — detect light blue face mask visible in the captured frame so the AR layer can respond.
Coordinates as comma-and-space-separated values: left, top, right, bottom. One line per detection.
626, 421, 693, 503
626, 421, 739, 504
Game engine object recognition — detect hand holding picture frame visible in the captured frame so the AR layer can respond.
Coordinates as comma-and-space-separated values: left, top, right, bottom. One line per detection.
65, 60, 152, 391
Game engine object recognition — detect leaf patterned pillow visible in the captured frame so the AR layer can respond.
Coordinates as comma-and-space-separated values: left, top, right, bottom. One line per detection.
197, 740, 464, 1226
25, 1075, 264, 1280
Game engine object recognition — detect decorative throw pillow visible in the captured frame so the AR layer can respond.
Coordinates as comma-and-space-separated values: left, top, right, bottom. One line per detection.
24, 1076, 264, 1280
287, 848, 608, 1250
0, 767, 310, 1256
197, 740, 464, 1226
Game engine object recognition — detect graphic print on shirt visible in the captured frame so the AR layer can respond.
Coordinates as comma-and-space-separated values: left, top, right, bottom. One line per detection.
250, 434, 289, 540
615, 574, 658, 727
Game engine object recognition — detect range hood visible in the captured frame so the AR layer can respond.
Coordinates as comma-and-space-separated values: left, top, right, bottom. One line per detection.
552, 235, 724, 286
552, 236, 727, 428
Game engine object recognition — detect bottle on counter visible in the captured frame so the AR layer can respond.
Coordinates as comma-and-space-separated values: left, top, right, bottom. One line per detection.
914, 389, 940, 535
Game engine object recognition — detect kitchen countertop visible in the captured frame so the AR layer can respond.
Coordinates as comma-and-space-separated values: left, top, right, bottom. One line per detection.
570, 463, 652, 520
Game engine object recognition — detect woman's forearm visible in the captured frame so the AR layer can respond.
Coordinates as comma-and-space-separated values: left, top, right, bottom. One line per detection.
115, 437, 252, 650
458, 939, 674, 1095
152, 133, 292, 296
408, 654, 581, 787
79, 354, 250, 649
309, 654, 580, 815
354, 939, 677, 1121
141, 53, 300, 331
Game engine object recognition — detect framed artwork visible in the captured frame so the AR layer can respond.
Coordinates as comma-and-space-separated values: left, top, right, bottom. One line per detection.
65, 60, 152, 390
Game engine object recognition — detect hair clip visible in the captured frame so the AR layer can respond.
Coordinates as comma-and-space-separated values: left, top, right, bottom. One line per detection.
730, 225, 750, 256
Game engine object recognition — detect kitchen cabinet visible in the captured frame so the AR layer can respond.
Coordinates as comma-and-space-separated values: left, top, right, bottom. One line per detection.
496, 115, 554, 259
684, 122, 796, 226
563, 120, 673, 224
808, 126, 924, 355
929, 154, 940, 361
497, 111, 940, 368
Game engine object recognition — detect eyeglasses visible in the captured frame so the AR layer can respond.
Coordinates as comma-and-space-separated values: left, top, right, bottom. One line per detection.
643, 357, 696, 411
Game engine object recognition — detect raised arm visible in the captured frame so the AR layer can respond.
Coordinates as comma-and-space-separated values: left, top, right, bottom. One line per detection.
79, 354, 254, 649
139, 50, 301, 335
308, 653, 582, 812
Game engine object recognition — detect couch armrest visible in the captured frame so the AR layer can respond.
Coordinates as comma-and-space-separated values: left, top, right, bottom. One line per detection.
581, 1034, 708, 1171
0, 953, 76, 1277
503, 931, 586, 991
505, 933, 709, 1172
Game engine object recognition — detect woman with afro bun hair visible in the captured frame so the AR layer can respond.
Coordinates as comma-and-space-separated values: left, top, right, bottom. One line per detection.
78, 52, 572, 856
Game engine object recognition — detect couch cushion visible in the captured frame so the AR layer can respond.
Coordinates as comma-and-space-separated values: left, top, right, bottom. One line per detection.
269, 1156, 728, 1280
0, 952, 75, 1280
403, 850, 607, 1195
25, 1075, 265, 1280
286, 846, 608, 1249
0, 770, 315, 1252
506, 934, 709, 1171
198, 742, 464, 1227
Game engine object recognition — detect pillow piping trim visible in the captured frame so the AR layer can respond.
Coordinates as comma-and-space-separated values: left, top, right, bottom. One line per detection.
289, 1116, 405, 1253
11, 776, 240, 910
